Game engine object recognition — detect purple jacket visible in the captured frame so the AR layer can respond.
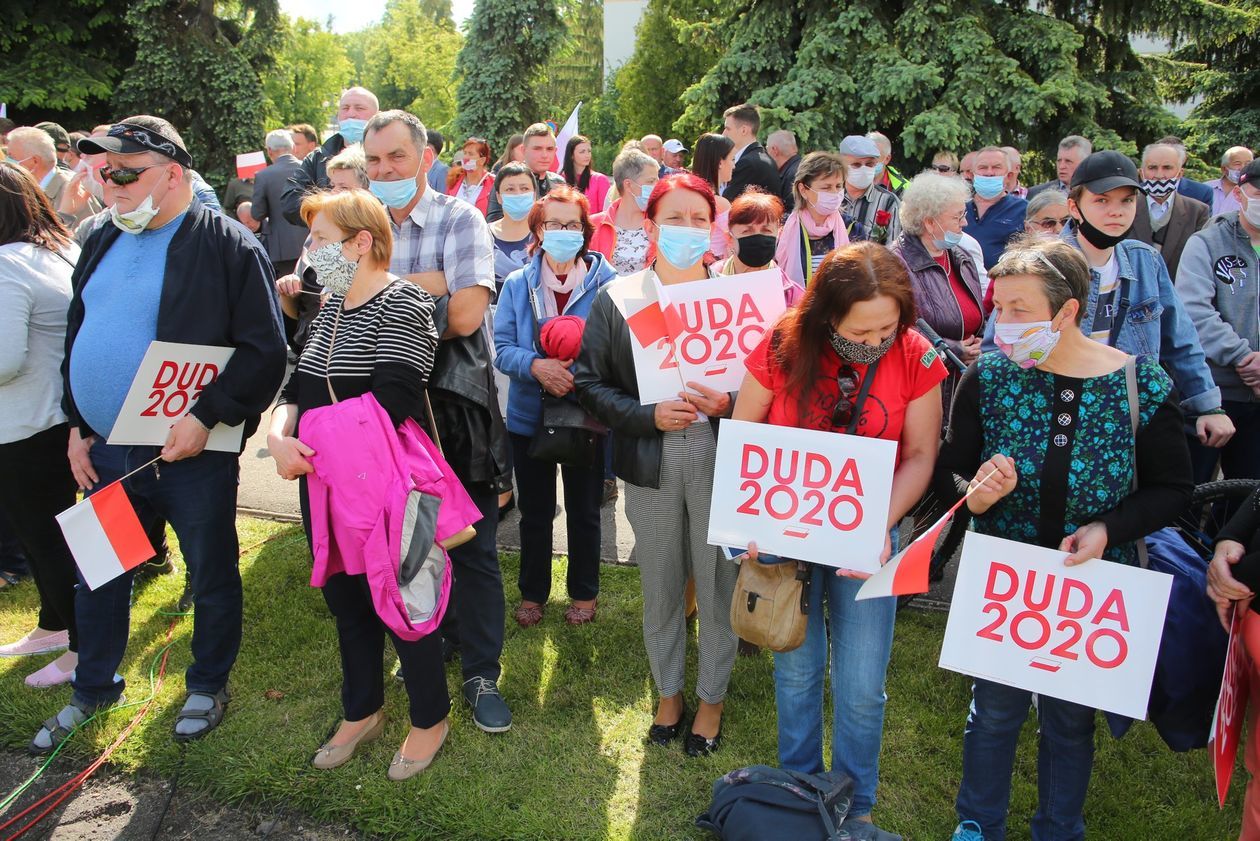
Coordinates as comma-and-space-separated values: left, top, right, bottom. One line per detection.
301, 392, 482, 641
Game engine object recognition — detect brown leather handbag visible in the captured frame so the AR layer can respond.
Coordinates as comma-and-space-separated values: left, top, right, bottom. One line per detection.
729, 556, 812, 652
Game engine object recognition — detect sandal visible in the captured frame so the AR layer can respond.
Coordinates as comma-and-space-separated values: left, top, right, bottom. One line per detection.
0, 569, 25, 592
514, 602, 544, 627
174, 686, 230, 742
564, 601, 597, 625
30, 701, 91, 755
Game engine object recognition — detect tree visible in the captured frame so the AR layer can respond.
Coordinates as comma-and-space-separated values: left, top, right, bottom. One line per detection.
354, 0, 463, 133
617, 0, 726, 140
111, 0, 281, 191
453, 0, 566, 146
0, 0, 137, 126
536, 0, 605, 122
673, 0, 1192, 173
261, 17, 353, 130
583, 68, 630, 170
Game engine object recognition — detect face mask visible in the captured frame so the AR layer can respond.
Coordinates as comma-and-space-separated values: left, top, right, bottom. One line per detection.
846, 165, 876, 190
1227, 168, 1244, 185
635, 183, 653, 211
828, 329, 896, 366
541, 229, 583, 263
308, 240, 359, 296
369, 174, 419, 209
873, 162, 885, 179
655, 224, 710, 269
1073, 211, 1131, 250
994, 320, 1062, 369
1243, 198, 1260, 228
735, 233, 776, 268
810, 189, 842, 215
1141, 177, 1178, 199
108, 169, 169, 234
462, 158, 477, 171
930, 218, 963, 250
338, 118, 367, 144
502, 192, 535, 220
972, 175, 1006, 200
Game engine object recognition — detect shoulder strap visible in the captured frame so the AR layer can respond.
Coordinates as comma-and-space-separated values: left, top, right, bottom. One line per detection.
1123, 356, 1150, 568
845, 357, 881, 435
324, 305, 342, 404
1106, 274, 1132, 348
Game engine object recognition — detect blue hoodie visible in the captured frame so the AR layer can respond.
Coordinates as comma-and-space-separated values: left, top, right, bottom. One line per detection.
493, 249, 618, 435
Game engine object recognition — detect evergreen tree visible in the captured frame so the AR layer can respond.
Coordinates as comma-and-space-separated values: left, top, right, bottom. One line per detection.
536, 0, 605, 121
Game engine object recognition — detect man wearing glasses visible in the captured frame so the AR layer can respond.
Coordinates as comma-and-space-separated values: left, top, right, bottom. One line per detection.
31, 116, 286, 754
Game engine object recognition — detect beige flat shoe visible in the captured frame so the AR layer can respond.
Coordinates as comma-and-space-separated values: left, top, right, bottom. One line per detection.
388, 719, 449, 781
312, 711, 386, 770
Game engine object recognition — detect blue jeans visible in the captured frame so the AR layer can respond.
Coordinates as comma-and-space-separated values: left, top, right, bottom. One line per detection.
955, 679, 1095, 841
772, 553, 897, 817
72, 442, 241, 709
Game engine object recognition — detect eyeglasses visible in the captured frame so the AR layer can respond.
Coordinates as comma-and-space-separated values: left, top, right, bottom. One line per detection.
831, 364, 862, 428
542, 221, 583, 232
1032, 216, 1071, 231
932, 164, 957, 174
97, 164, 164, 186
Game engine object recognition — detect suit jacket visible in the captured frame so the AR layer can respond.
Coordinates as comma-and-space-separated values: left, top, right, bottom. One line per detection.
1026, 180, 1067, 202
724, 142, 780, 202
1177, 177, 1214, 208
778, 154, 801, 211
251, 155, 309, 263
1131, 193, 1210, 282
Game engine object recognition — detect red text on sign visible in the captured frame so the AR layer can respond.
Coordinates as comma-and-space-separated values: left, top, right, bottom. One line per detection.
735, 444, 865, 531
659, 294, 768, 371
140, 361, 220, 418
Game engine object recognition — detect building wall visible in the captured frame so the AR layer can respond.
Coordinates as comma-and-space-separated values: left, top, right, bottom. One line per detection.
604, 0, 649, 76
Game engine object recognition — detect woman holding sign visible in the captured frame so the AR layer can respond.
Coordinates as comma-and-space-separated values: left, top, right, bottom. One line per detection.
934, 238, 1192, 841
575, 172, 738, 758
732, 241, 946, 839
268, 189, 453, 780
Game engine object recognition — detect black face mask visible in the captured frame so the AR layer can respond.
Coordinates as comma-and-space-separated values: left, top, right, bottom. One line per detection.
735, 233, 777, 268
1073, 211, 1132, 250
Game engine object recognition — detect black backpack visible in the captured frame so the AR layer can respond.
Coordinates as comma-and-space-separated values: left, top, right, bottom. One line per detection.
696, 765, 855, 840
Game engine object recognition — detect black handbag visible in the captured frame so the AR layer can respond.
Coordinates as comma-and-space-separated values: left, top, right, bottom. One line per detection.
525, 285, 607, 468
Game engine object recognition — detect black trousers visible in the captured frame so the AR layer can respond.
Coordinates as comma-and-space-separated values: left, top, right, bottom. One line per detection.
321, 572, 451, 728
0, 424, 79, 650
508, 432, 603, 603
439, 484, 505, 682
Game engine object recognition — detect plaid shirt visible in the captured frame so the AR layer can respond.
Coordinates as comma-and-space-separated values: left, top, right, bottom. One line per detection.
388, 185, 494, 297
842, 184, 901, 245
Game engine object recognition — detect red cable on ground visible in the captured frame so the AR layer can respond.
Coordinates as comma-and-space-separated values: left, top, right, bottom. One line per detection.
1, 619, 179, 841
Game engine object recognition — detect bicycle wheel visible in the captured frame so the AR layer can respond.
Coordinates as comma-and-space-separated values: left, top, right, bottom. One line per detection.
1173, 478, 1260, 560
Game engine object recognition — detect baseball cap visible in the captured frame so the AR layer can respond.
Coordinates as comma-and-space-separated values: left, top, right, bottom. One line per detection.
1238, 159, 1260, 188
1070, 150, 1141, 194
78, 120, 194, 168
838, 135, 881, 158
35, 121, 71, 153
663, 139, 688, 154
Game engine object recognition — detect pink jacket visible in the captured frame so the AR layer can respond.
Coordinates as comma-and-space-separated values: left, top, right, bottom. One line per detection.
300, 393, 482, 641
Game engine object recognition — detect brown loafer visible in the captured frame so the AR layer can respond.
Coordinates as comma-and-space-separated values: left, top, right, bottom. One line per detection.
564, 601, 597, 625
514, 602, 544, 627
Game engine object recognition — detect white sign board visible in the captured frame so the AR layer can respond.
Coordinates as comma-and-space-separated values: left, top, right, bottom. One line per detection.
939, 532, 1172, 719
619, 269, 785, 405
707, 419, 897, 572
109, 341, 244, 453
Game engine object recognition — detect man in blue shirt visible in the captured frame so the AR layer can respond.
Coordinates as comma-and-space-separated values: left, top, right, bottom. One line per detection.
965, 145, 1028, 269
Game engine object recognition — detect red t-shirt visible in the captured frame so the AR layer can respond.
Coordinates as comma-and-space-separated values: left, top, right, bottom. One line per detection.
935, 253, 983, 335
744, 327, 948, 457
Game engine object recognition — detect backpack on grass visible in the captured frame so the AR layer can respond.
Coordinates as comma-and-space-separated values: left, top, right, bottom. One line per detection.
696, 765, 854, 841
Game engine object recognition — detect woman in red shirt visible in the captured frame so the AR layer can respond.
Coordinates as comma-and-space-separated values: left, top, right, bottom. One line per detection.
733, 241, 946, 840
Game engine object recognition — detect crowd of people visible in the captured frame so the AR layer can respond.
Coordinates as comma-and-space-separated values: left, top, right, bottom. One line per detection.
1, 86, 1259, 840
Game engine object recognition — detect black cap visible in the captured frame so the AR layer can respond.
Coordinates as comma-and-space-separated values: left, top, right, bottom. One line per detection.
77, 122, 194, 168
1070, 150, 1142, 194
35, 121, 70, 152
1239, 159, 1260, 188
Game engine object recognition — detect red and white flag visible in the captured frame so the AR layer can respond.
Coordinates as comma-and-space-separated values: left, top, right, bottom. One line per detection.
56, 481, 155, 590
551, 102, 581, 173
236, 151, 267, 180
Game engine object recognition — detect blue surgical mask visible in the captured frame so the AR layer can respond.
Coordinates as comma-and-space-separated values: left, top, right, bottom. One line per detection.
655, 224, 709, 269
541, 230, 583, 263
635, 183, 653, 211
972, 175, 1005, 200
338, 118, 367, 144
502, 192, 535, 220
930, 218, 964, 250
369, 175, 419, 209
873, 162, 885, 178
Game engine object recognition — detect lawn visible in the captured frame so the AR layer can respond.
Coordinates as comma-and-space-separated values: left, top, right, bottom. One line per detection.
0, 518, 1246, 840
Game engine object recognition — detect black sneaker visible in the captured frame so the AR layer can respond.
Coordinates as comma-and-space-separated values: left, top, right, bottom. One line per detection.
462, 676, 512, 733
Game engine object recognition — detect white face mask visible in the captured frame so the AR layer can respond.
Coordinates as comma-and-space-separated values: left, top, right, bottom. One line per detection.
1243, 196, 1260, 229
107, 166, 171, 234
847, 164, 876, 190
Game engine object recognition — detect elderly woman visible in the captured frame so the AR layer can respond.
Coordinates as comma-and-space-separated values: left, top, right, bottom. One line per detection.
936, 238, 1193, 841
1024, 188, 1071, 240
0, 163, 81, 687
493, 186, 617, 627
577, 173, 736, 757
889, 171, 983, 423
775, 152, 851, 289
590, 147, 660, 276
734, 242, 946, 841
716, 189, 803, 307
268, 189, 447, 780
447, 137, 493, 217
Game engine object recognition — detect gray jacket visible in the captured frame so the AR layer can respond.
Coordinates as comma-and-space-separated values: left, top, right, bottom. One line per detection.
1177, 212, 1259, 402
251, 155, 308, 263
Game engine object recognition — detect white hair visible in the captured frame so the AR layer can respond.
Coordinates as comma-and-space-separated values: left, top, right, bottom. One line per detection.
265, 129, 294, 152
7, 127, 56, 163
1222, 146, 1254, 166
866, 131, 892, 157
767, 130, 797, 154
899, 171, 973, 235
1058, 135, 1092, 156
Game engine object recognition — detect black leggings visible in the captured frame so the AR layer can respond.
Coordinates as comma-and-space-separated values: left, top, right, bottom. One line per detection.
0, 424, 79, 651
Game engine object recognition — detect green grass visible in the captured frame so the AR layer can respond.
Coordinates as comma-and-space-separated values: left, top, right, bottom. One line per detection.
0, 518, 1246, 839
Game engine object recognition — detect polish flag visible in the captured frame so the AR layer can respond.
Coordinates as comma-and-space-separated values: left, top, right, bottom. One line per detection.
56, 481, 155, 590
236, 151, 267, 180
625, 299, 682, 347
551, 102, 582, 173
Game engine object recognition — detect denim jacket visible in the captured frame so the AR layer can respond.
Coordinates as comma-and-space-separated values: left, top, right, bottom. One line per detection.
982, 230, 1221, 415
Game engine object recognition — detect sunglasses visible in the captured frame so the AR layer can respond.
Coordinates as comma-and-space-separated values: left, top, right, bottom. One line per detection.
831, 364, 862, 428
97, 164, 165, 186
1032, 216, 1071, 231
931, 164, 957, 174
